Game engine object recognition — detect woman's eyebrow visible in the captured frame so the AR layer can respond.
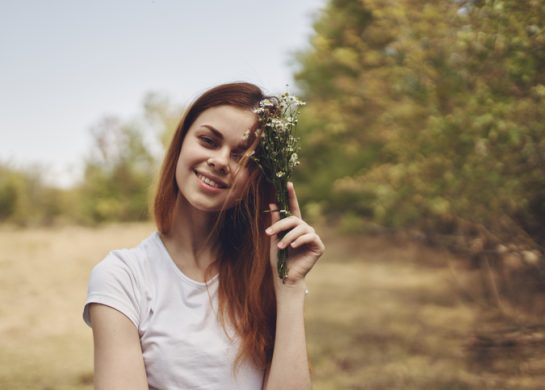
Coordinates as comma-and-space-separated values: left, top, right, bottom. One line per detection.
201, 125, 223, 139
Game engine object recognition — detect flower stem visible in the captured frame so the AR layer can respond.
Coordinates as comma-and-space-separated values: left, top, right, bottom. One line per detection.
276, 181, 290, 282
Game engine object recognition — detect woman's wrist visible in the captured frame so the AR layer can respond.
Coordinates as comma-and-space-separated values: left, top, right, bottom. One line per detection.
274, 276, 307, 300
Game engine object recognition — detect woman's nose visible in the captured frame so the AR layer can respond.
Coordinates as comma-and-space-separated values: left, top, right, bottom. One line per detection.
207, 152, 230, 174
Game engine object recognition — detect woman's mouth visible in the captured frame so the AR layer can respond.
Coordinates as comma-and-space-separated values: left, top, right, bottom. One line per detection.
195, 172, 228, 189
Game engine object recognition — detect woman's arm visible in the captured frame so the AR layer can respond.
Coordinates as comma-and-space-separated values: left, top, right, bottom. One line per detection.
263, 182, 325, 390
263, 280, 311, 390
88, 303, 148, 390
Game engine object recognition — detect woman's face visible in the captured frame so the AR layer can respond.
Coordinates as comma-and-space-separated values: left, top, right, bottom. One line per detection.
175, 105, 256, 213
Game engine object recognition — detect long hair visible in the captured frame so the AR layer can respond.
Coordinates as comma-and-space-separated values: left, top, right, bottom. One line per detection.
153, 82, 277, 369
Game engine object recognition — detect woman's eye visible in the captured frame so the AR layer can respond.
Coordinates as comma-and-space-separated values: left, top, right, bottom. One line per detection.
199, 136, 216, 147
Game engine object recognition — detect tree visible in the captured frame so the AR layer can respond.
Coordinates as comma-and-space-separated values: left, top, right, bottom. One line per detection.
77, 93, 181, 223
0, 162, 65, 226
294, 0, 545, 246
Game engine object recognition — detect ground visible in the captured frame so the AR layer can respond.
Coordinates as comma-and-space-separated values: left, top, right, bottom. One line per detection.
0, 223, 544, 389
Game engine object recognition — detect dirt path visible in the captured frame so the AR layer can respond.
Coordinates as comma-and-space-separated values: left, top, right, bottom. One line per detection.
0, 224, 543, 389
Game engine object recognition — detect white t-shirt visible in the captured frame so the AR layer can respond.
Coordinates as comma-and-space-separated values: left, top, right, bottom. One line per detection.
83, 232, 264, 390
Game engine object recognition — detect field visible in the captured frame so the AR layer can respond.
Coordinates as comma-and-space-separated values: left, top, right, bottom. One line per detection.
1, 223, 544, 389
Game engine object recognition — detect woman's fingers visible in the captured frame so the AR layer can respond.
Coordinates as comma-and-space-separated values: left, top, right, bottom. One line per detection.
265, 215, 304, 236
290, 232, 325, 252
265, 183, 301, 237
267, 187, 324, 266
266, 213, 321, 251
276, 224, 311, 249
287, 182, 302, 219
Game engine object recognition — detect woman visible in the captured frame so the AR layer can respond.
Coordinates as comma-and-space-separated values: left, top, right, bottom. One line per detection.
83, 82, 325, 389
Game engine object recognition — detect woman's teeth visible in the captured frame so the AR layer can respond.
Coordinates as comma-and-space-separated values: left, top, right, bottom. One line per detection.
197, 173, 224, 188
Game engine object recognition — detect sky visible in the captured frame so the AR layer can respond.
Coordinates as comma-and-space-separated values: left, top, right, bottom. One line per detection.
0, 0, 325, 187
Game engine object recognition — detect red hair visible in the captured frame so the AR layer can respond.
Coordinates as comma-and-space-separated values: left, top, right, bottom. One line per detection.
153, 82, 277, 369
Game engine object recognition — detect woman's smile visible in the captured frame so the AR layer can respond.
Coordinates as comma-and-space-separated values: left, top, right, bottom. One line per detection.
194, 170, 228, 191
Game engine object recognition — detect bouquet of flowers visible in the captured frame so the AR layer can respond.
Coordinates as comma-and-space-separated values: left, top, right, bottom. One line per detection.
253, 92, 306, 281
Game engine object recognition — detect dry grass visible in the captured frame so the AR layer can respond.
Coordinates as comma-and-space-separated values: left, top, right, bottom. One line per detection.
0, 223, 153, 390
1, 224, 544, 389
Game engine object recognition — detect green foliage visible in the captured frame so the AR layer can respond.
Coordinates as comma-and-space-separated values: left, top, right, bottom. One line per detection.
0, 93, 182, 226
77, 92, 182, 223
0, 163, 66, 226
294, 0, 545, 244
78, 116, 154, 222
142, 92, 183, 150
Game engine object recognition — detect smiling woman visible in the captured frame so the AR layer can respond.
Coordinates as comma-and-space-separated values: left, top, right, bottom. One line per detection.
82, 82, 325, 390
176, 105, 255, 211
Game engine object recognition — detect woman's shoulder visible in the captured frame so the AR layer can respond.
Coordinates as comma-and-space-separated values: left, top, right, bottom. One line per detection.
84, 232, 161, 328
92, 231, 162, 281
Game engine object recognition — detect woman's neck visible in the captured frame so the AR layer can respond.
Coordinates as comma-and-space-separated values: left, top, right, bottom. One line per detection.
162, 196, 219, 275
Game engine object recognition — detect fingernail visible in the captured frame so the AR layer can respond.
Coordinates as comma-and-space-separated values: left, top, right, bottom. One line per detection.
266, 228, 272, 234
277, 242, 285, 249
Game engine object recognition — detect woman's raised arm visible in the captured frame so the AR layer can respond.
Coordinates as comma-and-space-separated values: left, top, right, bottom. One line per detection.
263, 182, 325, 390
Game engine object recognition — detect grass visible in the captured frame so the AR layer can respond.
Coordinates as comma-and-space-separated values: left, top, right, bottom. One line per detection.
0, 223, 152, 390
0, 223, 544, 389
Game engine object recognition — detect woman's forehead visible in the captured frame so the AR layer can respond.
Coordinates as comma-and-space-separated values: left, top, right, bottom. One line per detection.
192, 105, 257, 137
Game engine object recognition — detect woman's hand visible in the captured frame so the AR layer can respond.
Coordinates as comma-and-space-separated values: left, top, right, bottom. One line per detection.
266, 182, 325, 287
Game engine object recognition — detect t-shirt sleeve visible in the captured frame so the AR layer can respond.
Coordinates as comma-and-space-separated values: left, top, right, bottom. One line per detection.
83, 251, 142, 329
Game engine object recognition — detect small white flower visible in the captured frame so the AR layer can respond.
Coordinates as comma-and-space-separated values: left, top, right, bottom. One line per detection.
259, 99, 274, 108
289, 153, 300, 167
241, 129, 250, 141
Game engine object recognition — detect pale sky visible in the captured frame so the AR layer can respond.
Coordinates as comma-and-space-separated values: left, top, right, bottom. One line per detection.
0, 0, 325, 187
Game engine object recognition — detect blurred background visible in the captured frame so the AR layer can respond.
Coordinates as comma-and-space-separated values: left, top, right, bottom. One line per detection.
1, 0, 545, 388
